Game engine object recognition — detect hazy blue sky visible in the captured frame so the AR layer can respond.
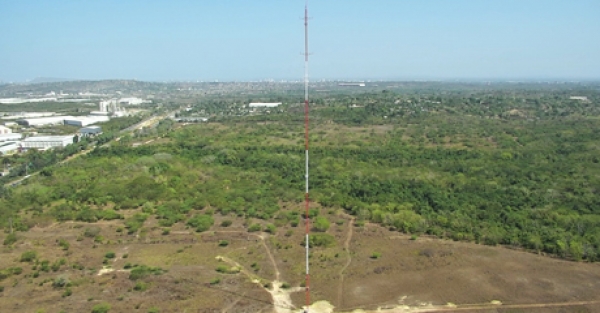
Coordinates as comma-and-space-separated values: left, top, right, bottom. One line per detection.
1, 0, 599, 82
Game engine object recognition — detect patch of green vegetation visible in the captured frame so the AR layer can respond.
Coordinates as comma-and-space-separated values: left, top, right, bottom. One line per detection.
0, 267, 23, 281
264, 224, 276, 234
84, 227, 101, 238
247, 224, 261, 232
3, 233, 17, 246
19, 251, 37, 263
218, 240, 229, 247
312, 216, 331, 232
58, 239, 70, 250
309, 234, 335, 248
215, 265, 240, 274
370, 252, 382, 259
105, 252, 116, 259
129, 265, 165, 280
134, 281, 148, 291
186, 214, 214, 232
125, 213, 149, 234
62, 287, 72, 297
91, 302, 111, 313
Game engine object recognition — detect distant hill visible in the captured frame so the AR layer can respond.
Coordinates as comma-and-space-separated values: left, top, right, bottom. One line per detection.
27, 77, 75, 84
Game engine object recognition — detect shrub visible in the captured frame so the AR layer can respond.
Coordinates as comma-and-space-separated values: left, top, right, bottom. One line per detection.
105, 252, 116, 259
290, 218, 299, 227
91, 302, 111, 313
186, 214, 214, 232
51, 260, 63, 272
134, 281, 148, 291
52, 277, 69, 288
62, 287, 72, 297
370, 252, 382, 259
161, 228, 170, 235
248, 224, 261, 232
215, 265, 228, 273
129, 265, 164, 280
218, 240, 229, 247
20, 251, 37, 262
280, 282, 291, 289
312, 216, 331, 232
0, 267, 23, 281
209, 277, 221, 285
125, 213, 149, 234
83, 227, 101, 238
148, 307, 160, 313
58, 239, 70, 250
3, 233, 17, 246
220, 220, 232, 227
264, 224, 276, 234
215, 265, 240, 274
309, 234, 335, 247
0, 286, 4, 292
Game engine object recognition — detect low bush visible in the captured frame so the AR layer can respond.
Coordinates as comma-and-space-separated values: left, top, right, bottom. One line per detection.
129, 265, 164, 280
20, 251, 37, 263
248, 224, 261, 232
91, 302, 111, 313
220, 220, 232, 227
3, 233, 17, 246
134, 281, 148, 291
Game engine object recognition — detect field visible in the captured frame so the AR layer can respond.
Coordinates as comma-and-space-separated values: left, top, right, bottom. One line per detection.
2, 212, 600, 313
2, 83, 600, 312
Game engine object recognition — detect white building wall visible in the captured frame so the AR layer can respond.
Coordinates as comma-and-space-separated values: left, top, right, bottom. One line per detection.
0, 133, 22, 142
22, 136, 73, 149
249, 102, 282, 108
0, 125, 11, 134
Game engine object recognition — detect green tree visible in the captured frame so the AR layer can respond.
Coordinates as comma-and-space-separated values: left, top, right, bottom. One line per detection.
312, 216, 330, 232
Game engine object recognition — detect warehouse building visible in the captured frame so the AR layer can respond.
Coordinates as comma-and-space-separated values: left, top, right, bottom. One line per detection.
21, 136, 74, 150
80, 126, 102, 137
249, 102, 282, 108
64, 116, 110, 127
16, 116, 74, 127
0, 133, 22, 142
0, 125, 12, 134
0, 142, 19, 156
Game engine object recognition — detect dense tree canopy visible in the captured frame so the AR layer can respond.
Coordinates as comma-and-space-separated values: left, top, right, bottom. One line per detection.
2, 85, 600, 261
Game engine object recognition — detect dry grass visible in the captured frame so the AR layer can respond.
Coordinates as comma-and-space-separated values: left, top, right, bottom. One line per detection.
2, 213, 600, 313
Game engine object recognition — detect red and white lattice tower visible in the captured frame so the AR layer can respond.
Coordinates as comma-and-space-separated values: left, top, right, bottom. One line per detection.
303, 1, 311, 312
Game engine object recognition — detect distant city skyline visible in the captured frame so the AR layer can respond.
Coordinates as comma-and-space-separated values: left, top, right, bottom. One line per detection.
1, 0, 599, 82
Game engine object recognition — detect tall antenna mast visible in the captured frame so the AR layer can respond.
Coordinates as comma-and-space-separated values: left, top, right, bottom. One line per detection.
303, 1, 311, 312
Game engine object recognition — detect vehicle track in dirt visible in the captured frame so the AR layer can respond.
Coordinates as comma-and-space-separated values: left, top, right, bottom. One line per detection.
337, 217, 355, 309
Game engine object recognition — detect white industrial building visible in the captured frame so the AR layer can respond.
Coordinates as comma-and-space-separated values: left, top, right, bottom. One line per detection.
248, 102, 282, 108
64, 116, 110, 127
21, 136, 74, 150
0, 125, 11, 134
118, 97, 145, 105
16, 116, 74, 127
0, 133, 22, 142
0, 142, 19, 155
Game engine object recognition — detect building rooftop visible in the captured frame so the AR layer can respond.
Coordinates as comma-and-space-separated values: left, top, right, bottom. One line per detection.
23, 135, 73, 142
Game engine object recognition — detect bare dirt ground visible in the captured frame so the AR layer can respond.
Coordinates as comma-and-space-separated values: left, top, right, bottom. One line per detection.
1, 213, 600, 313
